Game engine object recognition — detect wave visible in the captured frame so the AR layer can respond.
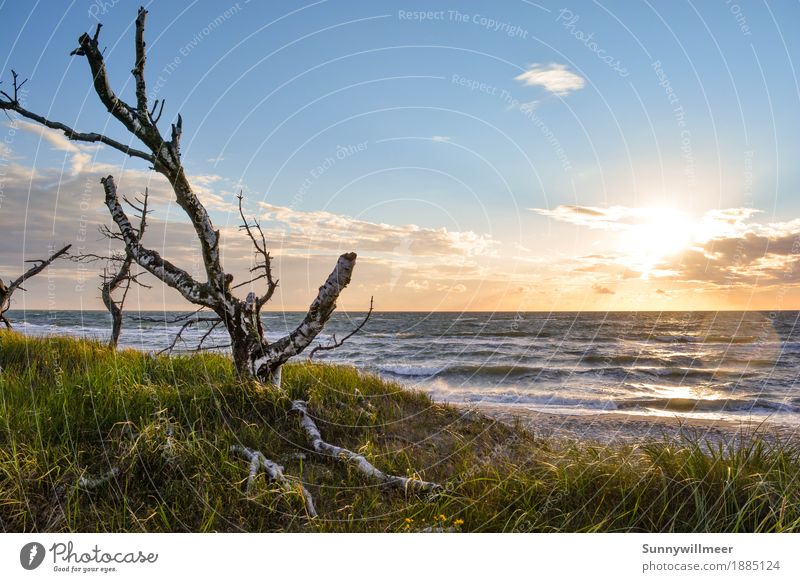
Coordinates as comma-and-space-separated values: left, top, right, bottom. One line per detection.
702, 335, 759, 344
576, 365, 757, 381
579, 353, 699, 367
379, 363, 551, 379
616, 396, 797, 414
391, 330, 553, 340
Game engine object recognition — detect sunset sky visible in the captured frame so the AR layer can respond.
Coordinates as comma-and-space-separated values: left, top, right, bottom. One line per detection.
2, 1, 800, 312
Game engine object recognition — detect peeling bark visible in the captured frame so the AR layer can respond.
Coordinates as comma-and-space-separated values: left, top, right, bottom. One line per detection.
291, 400, 441, 494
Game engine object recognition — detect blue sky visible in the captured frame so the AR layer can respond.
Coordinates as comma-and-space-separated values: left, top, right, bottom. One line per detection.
2, 0, 800, 311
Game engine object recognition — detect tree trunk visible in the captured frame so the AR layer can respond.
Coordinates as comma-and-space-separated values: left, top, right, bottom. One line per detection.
224, 252, 357, 386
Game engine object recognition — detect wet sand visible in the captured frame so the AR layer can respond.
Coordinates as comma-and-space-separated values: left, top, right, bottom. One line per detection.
463, 403, 800, 446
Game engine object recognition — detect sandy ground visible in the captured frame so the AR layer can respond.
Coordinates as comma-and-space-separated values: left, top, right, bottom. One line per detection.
461, 403, 800, 446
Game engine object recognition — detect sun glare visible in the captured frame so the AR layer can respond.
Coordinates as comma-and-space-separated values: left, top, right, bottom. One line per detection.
617, 208, 695, 277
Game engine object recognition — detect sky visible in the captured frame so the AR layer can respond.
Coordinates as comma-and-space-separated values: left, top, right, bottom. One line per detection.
1, 0, 800, 312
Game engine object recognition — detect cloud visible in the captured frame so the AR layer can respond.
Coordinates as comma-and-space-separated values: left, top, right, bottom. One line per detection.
13, 120, 116, 176
514, 64, 585, 96
531, 204, 659, 229
257, 203, 498, 258
656, 226, 800, 286
537, 204, 800, 289
591, 283, 615, 295
0, 142, 504, 310
405, 279, 429, 291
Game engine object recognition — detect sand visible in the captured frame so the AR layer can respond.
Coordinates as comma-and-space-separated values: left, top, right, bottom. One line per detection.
463, 403, 800, 446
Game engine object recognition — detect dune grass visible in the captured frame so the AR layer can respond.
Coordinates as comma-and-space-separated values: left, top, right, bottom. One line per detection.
1, 329, 799, 532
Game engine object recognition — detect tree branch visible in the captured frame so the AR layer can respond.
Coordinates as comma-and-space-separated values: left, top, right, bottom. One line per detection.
132, 7, 150, 122
237, 193, 278, 308
0, 98, 154, 163
102, 175, 215, 307
291, 400, 440, 494
309, 296, 373, 360
70, 21, 162, 152
1, 244, 71, 327
255, 252, 357, 374
7, 244, 72, 295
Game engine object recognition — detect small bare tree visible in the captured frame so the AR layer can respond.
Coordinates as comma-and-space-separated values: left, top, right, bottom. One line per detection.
0, 245, 71, 328
1, 8, 356, 385
74, 190, 151, 348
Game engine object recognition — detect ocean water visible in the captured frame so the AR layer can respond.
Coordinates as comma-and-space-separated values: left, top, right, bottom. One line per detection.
7, 310, 800, 424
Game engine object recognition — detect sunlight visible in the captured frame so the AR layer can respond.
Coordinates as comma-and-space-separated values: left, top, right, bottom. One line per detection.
616, 208, 695, 277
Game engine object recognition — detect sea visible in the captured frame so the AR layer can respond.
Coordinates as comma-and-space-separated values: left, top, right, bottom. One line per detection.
6, 310, 800, 425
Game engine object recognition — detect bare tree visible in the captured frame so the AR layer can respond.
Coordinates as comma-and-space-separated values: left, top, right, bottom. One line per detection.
1, 8, 440, 501
74, 191, 151, 348
0, 245, 71, 328
1, 8, 356, 385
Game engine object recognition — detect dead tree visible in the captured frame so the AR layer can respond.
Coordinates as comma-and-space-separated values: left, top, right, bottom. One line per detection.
0, 245, 71, 328
0, 8, 440, 504
74, 191, 151, 348
0, 8, 356, 385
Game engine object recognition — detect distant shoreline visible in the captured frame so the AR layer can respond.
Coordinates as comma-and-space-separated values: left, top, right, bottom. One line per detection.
8, 309, 800, 314
462, 402, 800, 446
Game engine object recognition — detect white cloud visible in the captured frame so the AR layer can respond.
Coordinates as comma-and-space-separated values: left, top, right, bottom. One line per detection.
405, 279, 429, 291
531, 204, 652, 229
514, 64, 585, 96
257, 203, 498, 258
14, 120, 112, 175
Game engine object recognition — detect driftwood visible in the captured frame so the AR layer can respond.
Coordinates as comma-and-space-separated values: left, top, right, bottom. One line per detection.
229, 445, 317, 518
291, 400, 441, 494
0, 245, 71, 328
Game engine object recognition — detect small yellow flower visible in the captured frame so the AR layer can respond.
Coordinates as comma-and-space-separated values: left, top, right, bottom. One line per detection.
438, 514, 446, 522
453, 518, 464, 527
404, 517, 414, 524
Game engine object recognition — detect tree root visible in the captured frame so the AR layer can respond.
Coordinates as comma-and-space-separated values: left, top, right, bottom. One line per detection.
291, 400, 441, 494
229, 444, 317, 518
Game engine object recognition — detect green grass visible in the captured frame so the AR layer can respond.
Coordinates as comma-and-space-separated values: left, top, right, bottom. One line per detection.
1, 329, 799, 532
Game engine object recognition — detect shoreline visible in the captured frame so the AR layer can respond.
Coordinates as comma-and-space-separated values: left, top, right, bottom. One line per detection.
459, 402, 800, 446
7, 326, 800, 447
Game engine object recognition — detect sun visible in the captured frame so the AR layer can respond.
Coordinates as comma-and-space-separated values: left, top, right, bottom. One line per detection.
616, 208, 695, 277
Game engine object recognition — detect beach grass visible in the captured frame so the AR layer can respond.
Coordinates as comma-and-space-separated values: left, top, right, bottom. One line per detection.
1, 329, 799, 532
